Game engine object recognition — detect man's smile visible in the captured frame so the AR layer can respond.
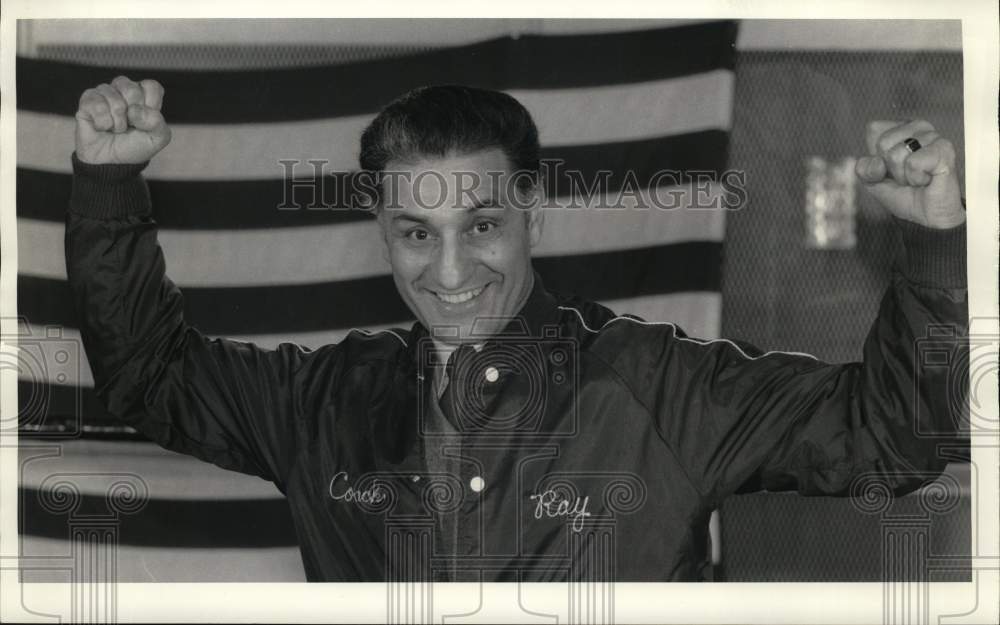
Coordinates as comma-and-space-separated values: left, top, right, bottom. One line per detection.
430, 283, 489, 305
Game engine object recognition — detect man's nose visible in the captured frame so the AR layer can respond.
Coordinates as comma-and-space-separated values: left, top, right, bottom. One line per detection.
432, 235, 473, 290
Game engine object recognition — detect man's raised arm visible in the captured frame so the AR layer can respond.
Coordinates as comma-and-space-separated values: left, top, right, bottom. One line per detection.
66, 76, 312, 488
616, 118, 969, 505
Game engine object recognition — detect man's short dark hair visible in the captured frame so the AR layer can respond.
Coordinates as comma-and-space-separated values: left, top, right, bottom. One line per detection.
359, 85, 540, 206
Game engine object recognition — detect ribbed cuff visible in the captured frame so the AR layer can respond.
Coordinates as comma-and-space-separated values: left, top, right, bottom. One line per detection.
69, 152, 152, 219
895, 217, 967, 288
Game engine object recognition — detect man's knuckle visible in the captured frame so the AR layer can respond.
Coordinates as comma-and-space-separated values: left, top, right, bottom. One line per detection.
140, 79, 164, 100
876, 135, 896, 153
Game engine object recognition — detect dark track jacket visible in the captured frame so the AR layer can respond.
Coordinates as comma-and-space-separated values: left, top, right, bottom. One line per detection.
65, 155, 969, 581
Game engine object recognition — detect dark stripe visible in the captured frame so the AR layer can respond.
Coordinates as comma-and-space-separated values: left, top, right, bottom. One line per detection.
16, 380, 146, 437
541, 130, 729, 200
18, 168, 376, 228
18, 130, 728, 228
540, 241, 722, 303
19, 486, 297, 548
16, 380, 109, 435
18, 241, 721, 334
17, 21, 737, 122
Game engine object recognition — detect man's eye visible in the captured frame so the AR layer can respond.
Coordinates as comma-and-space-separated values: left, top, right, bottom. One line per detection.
405, 229, 430, 242
472, 221, 497, 234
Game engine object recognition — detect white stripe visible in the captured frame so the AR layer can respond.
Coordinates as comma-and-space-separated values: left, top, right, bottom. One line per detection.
19, 294, 727, 389
535, 184, 727, 257
16, 323, 409, 388
19, 218, 391, 286
19, 538, 306, 582
22, 19, 957, 54
17, 71, 732, 180
17, 111, 367, 179
558, 304, 819, 361
18, 187, 725, 285
20, 18, 704, 48
511, 72, 733, 147
19, 439, 285, 500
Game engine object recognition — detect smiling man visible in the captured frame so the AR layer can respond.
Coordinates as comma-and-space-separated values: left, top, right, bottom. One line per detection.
360, 86, 545, 354
376, 147, 542, 350
66, 78, 968, 582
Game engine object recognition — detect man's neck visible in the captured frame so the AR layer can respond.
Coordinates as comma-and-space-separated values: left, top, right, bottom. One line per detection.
430, 339, 484, 362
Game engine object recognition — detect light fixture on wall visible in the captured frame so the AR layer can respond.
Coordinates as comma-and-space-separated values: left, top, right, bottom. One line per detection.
804, 156, 857, 250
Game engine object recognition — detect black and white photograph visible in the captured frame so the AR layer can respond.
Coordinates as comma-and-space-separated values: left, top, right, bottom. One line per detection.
1, 2, 997, 623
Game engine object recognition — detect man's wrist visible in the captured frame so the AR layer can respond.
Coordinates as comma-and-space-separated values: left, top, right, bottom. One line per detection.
70, 152, 152, 219
895, 216, 967, 288
922, 197, 967, 230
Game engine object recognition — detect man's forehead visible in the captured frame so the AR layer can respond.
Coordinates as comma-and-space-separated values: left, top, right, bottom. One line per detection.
381, 147, 517, 211
387, 147, 512, 174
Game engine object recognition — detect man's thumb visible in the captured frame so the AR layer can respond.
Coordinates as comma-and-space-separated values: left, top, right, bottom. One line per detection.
855, 155, 887, 184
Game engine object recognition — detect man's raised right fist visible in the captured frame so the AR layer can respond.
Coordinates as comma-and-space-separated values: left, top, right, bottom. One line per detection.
75, 76, 172, 165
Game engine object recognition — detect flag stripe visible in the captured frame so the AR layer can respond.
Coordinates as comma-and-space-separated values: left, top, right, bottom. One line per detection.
16, 21, 737, 122
18, 72, 733, 180
20, 186, 727, 285
19, 537, 305, 582
16, 22, 737, 452
19, 487, 297, 548
19, 290, 719, 431
19, 439, 284, 499
18, 241, 722, 335
16, 130, 730, 228
17, 167, 373, 228
17, 291, 720, 390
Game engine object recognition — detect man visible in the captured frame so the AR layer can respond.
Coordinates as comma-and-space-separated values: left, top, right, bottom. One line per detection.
67, 76, 968, 582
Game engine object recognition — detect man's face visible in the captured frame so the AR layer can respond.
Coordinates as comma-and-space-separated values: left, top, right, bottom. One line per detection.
377, 147, 543, 345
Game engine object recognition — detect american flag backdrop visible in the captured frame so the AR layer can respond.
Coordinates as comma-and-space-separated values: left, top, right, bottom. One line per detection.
16, 20, 738, 581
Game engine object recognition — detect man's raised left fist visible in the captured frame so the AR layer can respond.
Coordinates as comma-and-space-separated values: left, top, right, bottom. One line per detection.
855, 119, 965, 229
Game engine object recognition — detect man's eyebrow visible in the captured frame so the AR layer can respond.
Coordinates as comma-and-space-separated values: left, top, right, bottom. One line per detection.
389, 199, 503, 224
390, 214, 427, 225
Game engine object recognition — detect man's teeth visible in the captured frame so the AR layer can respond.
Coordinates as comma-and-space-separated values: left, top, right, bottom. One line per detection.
436, 285, 485, 304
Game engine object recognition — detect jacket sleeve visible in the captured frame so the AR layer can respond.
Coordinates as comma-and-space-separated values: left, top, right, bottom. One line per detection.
65, 154, 312, 488
650, 218, 968, 505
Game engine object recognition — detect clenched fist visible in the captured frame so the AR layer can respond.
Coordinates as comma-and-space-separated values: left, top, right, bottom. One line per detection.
75, 76, 171, 165
855, 119, 965, 229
